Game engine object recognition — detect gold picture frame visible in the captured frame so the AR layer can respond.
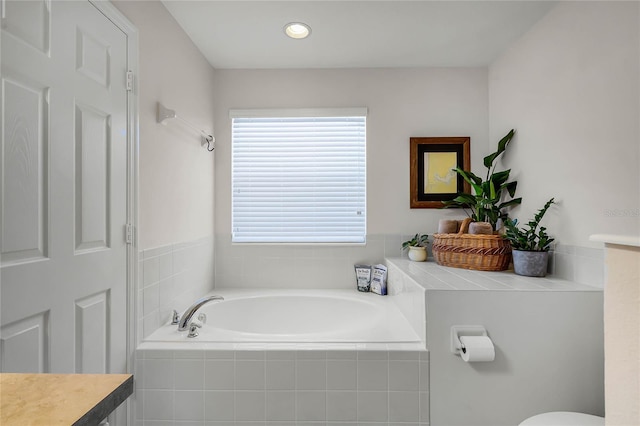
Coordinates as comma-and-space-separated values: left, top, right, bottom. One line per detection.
410, 137, 471, 209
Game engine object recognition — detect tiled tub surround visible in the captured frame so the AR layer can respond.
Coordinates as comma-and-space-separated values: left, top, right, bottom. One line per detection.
548, 244, 604, 288
386, 258, 605, 426
214, 234, 415, 289
138, 237, 215, 342
215, 232, 604, 290
135, 348, 429, 425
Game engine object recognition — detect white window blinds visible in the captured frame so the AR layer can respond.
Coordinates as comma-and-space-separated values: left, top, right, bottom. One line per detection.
231, 108, 367, 243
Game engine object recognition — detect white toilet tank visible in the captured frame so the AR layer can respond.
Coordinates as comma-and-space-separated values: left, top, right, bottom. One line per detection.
519, 411, 604, 426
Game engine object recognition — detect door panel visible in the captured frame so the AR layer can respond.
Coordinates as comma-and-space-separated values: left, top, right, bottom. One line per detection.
1, 0, 51, 55
0, 311, 49, 373
1, 0, 129, 389
1, 77, 49, 265
74, 103, 111, 253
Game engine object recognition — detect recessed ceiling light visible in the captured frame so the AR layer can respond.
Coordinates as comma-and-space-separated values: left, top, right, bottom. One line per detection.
284, 22, 311, 39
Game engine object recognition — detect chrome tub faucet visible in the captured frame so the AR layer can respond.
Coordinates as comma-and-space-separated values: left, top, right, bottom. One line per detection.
177, 295, 224, 331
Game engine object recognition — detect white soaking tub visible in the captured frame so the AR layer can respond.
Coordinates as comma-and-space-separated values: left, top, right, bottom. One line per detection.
143, 289, 422, 344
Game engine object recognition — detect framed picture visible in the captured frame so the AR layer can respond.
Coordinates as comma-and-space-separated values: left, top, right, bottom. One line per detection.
410, 136, 471, 208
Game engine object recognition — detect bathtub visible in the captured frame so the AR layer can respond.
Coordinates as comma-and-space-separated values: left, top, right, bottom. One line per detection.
143, 289, 423, 345
135, 288, 429, 424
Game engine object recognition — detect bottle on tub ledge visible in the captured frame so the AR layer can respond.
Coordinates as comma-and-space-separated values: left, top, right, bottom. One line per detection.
370, 264, 388, 295
353, 264, 387, 295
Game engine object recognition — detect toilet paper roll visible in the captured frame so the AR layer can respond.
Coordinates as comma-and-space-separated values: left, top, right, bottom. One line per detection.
460, 335, 495, 362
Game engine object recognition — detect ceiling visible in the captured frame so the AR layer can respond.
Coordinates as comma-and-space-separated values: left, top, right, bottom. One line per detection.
161, 1, 556, 69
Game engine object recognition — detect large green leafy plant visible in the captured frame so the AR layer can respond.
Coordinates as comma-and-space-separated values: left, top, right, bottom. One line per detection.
443, 129, 522, 229
504, 198, 555, 251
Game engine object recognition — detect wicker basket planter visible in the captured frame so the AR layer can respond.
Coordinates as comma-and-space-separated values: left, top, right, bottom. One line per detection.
432, 218, 512, 271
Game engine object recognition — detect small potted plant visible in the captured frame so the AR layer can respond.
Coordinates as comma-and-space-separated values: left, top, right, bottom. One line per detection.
503, 198, 555, 277
402, 234, 429, 262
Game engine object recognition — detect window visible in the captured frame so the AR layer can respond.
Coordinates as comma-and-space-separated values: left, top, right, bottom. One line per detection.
230, 108, 367, 243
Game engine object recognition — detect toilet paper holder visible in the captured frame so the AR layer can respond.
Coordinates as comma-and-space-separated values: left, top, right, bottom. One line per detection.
450, 325, 489, 356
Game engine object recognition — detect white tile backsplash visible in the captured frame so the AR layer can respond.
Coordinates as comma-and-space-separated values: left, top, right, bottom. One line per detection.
550, 244, 605, 288
215, 234, 399, 289
138, 237, 214, 342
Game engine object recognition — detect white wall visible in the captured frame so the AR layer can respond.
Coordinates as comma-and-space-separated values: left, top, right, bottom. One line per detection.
112, 0, 217, 339
113, 0, 216, 250
213, 68, 489, 288
489, 1, 640, 247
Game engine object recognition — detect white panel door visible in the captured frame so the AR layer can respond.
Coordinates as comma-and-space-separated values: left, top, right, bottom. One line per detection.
1, 0, 128, 383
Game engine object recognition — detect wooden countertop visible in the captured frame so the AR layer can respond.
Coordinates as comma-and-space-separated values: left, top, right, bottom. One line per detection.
0, 373, 133, 426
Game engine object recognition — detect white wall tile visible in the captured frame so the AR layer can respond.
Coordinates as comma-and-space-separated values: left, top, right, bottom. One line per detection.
357, 391, 388, 422
173, 247, 189, 274
206, 350, 235, 359
205, 359, 235, 390
389, 360, 419, 391
419, 362, 429, 392
158, 253, 173, 279
266, 360, 295, 390
357, 351, 388, 360
174, 350, 204, 359
144, 421, 174, 426
296, 359, 327, 390
143, 283, 160, 316
174, 390, 205, 421
574, 253, 604, 288
297, 391, 326, 421
143, 256, 160, 287
143, 310, 160, 339
135, 387, 144, 420
235, 391, 266, 421
326, 351, 356, 360
236, 360, 265, 390
326, 360, 357, 390
144, 390, 174, 421
389, 391, 420, 422
420, 392, 430, 422
144, 359, 175, 389
204, 391, 234, 421
236, 350, 266, 360
175, 359, 205, 390
389, 351, 420, 361
326, 391, 357, 421
265, 391, 295, 421
357, 360, 388, 390
296, 350, 327, 360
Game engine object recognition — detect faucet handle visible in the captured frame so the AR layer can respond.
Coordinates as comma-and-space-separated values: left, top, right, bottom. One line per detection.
171, 310, 180, 325
187, 322, 202, 338
197, 313, 207, 324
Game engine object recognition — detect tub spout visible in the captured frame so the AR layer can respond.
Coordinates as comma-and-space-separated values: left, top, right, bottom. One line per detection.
177, 295, 224, 331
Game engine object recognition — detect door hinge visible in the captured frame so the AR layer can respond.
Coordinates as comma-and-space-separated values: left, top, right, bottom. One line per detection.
125, 223, 133, 245
126, 71, 133, 92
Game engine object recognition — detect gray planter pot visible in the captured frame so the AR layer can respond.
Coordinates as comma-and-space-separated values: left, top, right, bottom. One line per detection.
512, 250, 549, 277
